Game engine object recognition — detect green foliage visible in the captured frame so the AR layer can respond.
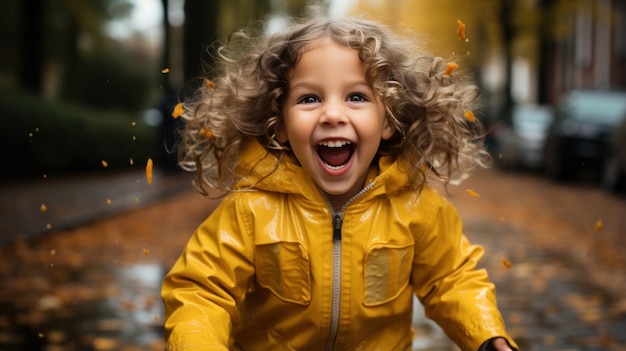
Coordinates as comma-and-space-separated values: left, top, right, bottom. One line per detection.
0, 89, 159, 178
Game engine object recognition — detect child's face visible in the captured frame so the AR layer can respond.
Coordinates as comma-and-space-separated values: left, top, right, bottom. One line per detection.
278, 37, 395, 207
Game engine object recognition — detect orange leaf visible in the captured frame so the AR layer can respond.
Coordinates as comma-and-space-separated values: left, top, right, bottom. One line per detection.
171, 103, 184, 118
146, 158, 153, 185
466, 188, 480, 197
501, 257, 512, 268
444, 62, 459, 76
464, 110, 476, 122
595, 219, 603, 232
456, 19, 466, 41
204, 79, 216, 91
199, 128, 215, 139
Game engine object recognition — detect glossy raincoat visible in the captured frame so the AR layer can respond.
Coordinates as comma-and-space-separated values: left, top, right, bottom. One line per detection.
161, 141, 518, 351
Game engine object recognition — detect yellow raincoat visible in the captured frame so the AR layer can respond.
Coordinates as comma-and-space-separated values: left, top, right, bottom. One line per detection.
162, 141, 518, 351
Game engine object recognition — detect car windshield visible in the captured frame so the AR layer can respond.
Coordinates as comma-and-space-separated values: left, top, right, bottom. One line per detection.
564, 92, 626, 124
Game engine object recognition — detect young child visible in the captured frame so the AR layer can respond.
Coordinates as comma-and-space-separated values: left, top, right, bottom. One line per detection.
161, 14, 519, 351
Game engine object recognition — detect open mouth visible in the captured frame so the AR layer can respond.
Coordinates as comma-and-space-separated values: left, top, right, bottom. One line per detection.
317, 140, 354, 169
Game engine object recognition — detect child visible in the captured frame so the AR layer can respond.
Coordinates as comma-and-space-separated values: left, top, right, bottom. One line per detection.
161, 14, 519, 351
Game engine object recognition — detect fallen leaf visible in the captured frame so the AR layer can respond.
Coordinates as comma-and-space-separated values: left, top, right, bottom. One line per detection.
146, 158, 153, 185
595, 219, 603, 232
464, 110, 476, 122
444, 62, 459, 76
199, 128, 215, 139
204, 78, 216, 91
171, 103, 184, 118
456, 19, 466, 41
466, 188, 480, 197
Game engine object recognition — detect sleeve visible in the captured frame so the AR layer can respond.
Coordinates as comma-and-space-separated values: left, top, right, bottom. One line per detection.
161, 194, 255, 351
411, 189, 519, 351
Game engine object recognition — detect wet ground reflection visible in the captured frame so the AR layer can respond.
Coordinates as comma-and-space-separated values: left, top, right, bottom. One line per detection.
0, 263, 165, 351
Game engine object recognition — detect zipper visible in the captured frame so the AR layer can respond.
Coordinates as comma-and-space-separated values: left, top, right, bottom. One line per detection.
324, 181, 375, 351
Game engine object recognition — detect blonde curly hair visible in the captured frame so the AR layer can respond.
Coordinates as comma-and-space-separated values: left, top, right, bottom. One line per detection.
176, 15, 491, 196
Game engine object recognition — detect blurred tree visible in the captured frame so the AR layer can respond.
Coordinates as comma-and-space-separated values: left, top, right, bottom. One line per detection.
182, 0, 310, 82
19, 0, 44, 94
11, 0, 137, 100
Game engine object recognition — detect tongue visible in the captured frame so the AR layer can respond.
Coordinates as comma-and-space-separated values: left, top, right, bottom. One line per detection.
318, 144, 352, 167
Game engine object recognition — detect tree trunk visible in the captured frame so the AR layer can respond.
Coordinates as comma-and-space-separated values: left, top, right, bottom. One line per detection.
183, 0, 220, 82
19, 0, 43, 94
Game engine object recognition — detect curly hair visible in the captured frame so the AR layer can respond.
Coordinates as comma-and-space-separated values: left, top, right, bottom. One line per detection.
176, 15, 491, 196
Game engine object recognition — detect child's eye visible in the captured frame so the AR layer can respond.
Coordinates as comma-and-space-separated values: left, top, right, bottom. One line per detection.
297, 95, 320, 104
347, 94, 368, 102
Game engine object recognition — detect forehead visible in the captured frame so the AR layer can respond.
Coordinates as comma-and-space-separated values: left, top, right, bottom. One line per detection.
289, 37, 367, 78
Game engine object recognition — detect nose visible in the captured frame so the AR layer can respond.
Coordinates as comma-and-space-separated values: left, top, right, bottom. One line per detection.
320, 99, 346, 126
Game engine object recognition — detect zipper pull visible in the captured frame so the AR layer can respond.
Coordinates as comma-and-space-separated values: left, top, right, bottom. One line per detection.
333, 214, 342, 241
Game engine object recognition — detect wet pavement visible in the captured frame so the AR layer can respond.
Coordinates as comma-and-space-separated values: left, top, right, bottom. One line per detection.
0, 170, 191, 244
0, 167, 625, 350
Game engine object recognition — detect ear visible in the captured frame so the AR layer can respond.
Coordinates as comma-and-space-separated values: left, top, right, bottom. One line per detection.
381, 119, 395, 140
274, 121, 289, 143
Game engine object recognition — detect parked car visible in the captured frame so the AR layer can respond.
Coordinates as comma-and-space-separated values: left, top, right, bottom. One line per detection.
602, 117, 626, 192
543, 90, 626, 181
491, 104, 554, 170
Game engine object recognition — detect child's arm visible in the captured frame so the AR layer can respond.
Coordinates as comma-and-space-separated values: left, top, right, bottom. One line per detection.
411, 188, 519, 351
161, 195, 255, 351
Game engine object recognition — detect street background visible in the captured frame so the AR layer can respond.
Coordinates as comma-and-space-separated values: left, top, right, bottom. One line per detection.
1, 0, 626, 350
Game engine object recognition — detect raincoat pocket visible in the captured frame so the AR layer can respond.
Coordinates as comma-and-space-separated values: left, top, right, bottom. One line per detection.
255, 242, 311, 305
363, 243, 414, 306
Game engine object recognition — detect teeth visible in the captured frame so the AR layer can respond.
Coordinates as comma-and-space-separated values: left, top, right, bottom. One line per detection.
325, 163, 344, 170
318, 140, 351, 148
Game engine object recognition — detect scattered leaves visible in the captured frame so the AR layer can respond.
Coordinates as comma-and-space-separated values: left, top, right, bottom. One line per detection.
171, 103, 184, 118
145, 158, 154, 185
464, 110, 476, 122
444, 62, 459, 76
456, 19, 466, 41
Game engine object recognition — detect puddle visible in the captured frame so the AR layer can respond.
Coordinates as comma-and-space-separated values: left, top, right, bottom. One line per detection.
0, 264, 165, 351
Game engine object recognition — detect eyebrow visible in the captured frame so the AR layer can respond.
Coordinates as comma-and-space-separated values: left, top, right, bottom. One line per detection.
288, 80, 372, 92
